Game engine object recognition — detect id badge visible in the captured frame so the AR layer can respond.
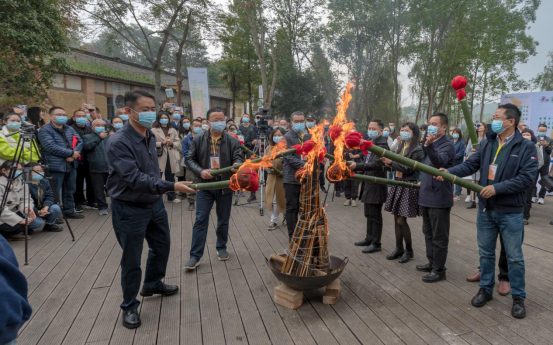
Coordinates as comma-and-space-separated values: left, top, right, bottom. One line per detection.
395, 171, 403, 179
488, 164, 497, 180
210, 156, 220, 169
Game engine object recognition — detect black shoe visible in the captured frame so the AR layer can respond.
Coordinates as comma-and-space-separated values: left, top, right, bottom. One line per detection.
140, 283, 179, 297
28, 229, 35, 235
512, 298, 526, 319
422, 270, 446, 283
64, 213, 84, 219
398, 250, 413, 263
335, 192, 342, 197
416, 263, 432, 272
43, 224, 63, 232
354, 239, 372, 246
471, 288, 493, 307
550, 220, 553, 226
362, 244, 381, 253
467, 202, 476, 209
523, 219, 529, 225
188, 203, 195, 211
123, 309, 141, 329
55, 218, 64, 224
247, 195, 257, 202
386, 248, 404, 260
74, 205, 83, 213
320, 187, 327, 193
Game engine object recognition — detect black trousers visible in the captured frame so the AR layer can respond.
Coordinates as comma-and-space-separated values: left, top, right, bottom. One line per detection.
344, 179, 360, 200
421, 206, 451, 272
163, 159, 176, 201
363, 203, 383, 246
319, 163, 326, 189
284, 183, 301, 239
335, 180, 344, 192
90, 172, 108, 211
75, 161, 95, 206
536, 165, 549, 198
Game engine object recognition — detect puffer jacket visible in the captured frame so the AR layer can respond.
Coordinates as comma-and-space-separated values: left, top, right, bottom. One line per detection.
0, 176, 34, 227
38, 123, 83, 172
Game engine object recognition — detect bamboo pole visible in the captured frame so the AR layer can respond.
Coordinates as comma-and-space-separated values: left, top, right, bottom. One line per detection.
189, 180, 230, 190
209, 148, 297, 177
241, 144, 257, 157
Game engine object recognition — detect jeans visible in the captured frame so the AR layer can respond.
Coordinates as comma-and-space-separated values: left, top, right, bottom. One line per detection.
111, 198, 170, 310
0, 211, 46, 236
50, 169, 77, 214
185, 169, 197, 204
477, 209, 525, 299
454, 184, 461, 197
43, 204, 62, 225
189, 190, 233, 259
284, 183, 301, 239
421, 206, 451, 272
5, 339, 17, 345
90, 172, 108, 210
364, 203, 383, 246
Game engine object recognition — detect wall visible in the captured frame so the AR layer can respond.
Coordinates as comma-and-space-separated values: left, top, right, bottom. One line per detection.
48, 90, 86, 116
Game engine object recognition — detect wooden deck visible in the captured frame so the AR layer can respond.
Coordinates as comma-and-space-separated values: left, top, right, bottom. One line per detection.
9, 191, 553, 345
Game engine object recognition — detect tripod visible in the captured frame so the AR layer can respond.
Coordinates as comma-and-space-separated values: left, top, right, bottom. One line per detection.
0, 125, 75, 265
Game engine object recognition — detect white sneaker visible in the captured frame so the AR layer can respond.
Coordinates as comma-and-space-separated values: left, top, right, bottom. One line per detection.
344, 199, 351, 206
170, 198, 181, 203
538, 198, 545, 205
453, 196, 460, 201
531, 197, 537, 203
465, 195, 472, 203
351, 200, 357, 207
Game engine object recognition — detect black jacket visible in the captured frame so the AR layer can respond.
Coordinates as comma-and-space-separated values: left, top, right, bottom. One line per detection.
185, 131, 244, 194
356, 135, 389, 204
419, 134, 455, 208
239, 123, 257, 147
29, 180, 55, 209
538, 135, 552, 165
389, 144, 424, 181
83, 133, 109, 173
282, 129, 311, 185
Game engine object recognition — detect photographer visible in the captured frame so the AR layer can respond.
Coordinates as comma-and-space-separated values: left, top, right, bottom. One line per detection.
0, 113, 39, 165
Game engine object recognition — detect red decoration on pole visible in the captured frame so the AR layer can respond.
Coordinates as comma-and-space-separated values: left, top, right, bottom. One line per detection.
344, 132, 374, 155
292, 140, 315, 155
328, 126, 343, 141
451, 75, 468, 101
229, 168, 260, 192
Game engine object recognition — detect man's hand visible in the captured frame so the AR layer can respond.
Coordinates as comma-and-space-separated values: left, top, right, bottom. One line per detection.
72, 151, 80, 159
480, 185, 496, 199
252, 139, 258, 145
66, 157, 75, 162
231, 168, 238, 173
348, 162, 357, 170
434, 168, 448, 181
175, 181, 197, 194
201, 169, 214, 180
425, 133, 437, 146
381, 157, 392, 165
471, 149, 476, 153
348, 153, 354, 159
99, 131, 108, 139
38, 207, 50, 217
537, 140, 547, 147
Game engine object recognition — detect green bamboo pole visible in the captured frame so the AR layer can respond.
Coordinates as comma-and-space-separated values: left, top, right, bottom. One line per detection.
189, 180, 230, 190
459, 98, 479, 150
348, 174, 419, 189
241, 144, 257, 157
210, 148, 297, 177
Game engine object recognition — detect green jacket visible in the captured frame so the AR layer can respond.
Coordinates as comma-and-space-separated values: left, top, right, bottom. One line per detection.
83, 133, 108, 173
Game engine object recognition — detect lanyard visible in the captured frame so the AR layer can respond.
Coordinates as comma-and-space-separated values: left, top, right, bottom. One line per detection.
401, 144, 408, 157
492, 143, 504, 164
298, 134, 304, 144
211, 138, 218, 155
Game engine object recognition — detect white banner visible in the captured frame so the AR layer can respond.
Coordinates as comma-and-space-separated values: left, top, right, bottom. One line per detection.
500, 91, 553, 131
187, 67, 210, 118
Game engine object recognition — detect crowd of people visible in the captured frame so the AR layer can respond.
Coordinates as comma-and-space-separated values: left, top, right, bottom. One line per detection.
1, 91, 552, 341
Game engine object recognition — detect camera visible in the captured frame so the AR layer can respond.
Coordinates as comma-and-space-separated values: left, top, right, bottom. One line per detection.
256, 108, 272, 137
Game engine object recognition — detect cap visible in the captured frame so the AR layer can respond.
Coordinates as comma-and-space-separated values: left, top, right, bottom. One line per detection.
306, 114, 316, 121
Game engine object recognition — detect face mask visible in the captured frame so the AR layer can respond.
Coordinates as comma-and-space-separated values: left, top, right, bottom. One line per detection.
7, 122, 21, 130
281, 126, 287, 131
522, 135, 532, 141
306, 121, 315, 129
400, 132, 412, 141
421, 131, 426, 136
95, 127, 105, 134
201, 124, 210, 131
173, 114, 181, 121
32, 172, 44, 181
255, 119, 261, 124
389, 126, 394, 131
491, 119, 509, 134
449, 131, 454, 136
87, 114, 91, 120
14, 170, 23, 179
242, 117, 249, 123
113, 123, 124, 130
21, 116, 26, 122
237, 130, 241, 134
427, 125, 438, 135
193, 127, 203, 134
131, 110, 156, 127
293, 123, 305, 132
367, 130, 378, 139
273, 136, 283, 143
452, 134, 459, 139
382, 131, 389, 137
183, 123, 190, 130
538, 132, 546, 138
76, 117, 88, 126
160, 119, 169, 125
119, 115, 129, 121
273, 126, 279, 130
211, 121, 226, 133
55, 116, 68, 125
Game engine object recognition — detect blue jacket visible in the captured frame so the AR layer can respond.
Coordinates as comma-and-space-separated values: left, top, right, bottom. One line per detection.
453, 138, 466, 165
419, 135, 455, 208
0, 236, 32, 344
29, 180, 55, 209
448, 130, 538, 213
38, 123, 83, 173
181, 133, 194, 167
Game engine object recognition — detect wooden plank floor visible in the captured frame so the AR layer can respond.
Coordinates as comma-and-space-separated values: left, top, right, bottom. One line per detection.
10, 191, 553, 345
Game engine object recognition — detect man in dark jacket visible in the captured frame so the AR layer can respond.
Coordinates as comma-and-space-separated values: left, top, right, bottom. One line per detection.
83, 119, 110, 216
282, 111, 311, 240
184, 107, 244, 270
239, 114, 257, 150
417, 113, 455, 283
38, 106, 84, 219
534, 123, 552, 204
71, 109, 95, 212
349, 119, 389, 253
26, 163, 63, 232
443, 104, 537, 319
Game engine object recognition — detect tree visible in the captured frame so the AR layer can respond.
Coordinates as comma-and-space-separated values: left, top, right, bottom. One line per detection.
533, 51, 553, 91
0, 0, 71, 105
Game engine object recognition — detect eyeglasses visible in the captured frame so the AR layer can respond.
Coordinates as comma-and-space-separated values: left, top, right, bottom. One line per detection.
52, 113, 67, 116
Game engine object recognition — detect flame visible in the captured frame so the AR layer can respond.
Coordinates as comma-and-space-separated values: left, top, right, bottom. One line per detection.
327, 82, 355, 182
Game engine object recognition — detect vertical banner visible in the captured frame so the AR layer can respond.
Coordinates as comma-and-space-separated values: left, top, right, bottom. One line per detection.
187, 67, 210, 118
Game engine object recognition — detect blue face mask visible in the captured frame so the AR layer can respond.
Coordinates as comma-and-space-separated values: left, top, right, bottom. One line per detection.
389, 126, 395, 131
255, 119, 260, 124
281, 126, 287, 131
87, 113, 91, 120
193, 127, 203, 134
491, 120, 509, 134
173, 114, 181, 121
201, 124, 209, 131
273, 126, 279, 130
21, 116, 26, 122
95, 127, 105, 134
183, 123, 190, 129
421, 131, 426, 136
452, 134, 459, 139
242, 117, 249, 123
132, 110, 156, 127
7, 122, 21, 130
55, 116, 68, 125
382, 131, 389, 137
76, 117, 88, 126
273, 136, 283, 143
211, 121, 226, 133
32, 172, 44, 181
119, 115, 129, 121
400, 132, 412, 141
113, 123, 124, 130
306, 121, 316, 129
14, 170, 23, 179
367, 130, 378, 139
159, 119, 169, 125
293, 123, 305, 132
427, 125, 438, 135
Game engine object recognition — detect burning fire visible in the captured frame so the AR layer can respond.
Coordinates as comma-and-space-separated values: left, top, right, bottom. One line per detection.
327, 82, 355, 182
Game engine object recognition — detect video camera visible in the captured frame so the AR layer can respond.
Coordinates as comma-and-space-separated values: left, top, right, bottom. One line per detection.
256, 108, 272, 137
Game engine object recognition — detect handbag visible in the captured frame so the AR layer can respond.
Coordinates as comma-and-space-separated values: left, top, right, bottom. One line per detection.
156, 147, 164, 157
539, 175, 553, 193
